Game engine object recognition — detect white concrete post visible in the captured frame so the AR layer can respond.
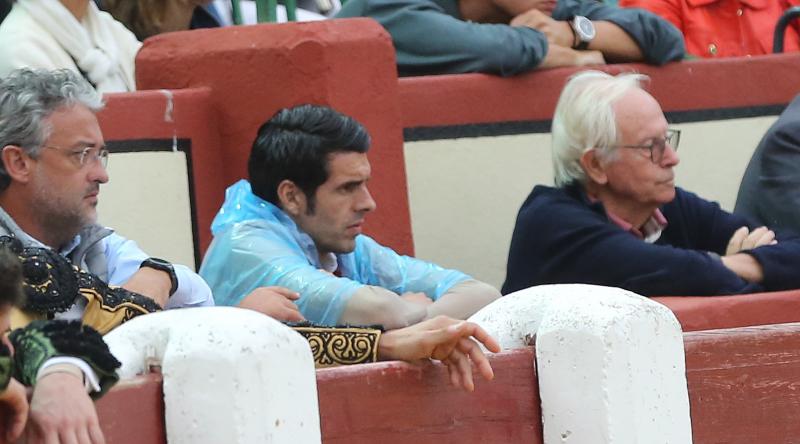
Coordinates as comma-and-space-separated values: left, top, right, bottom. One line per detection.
469, 284, 692, 444
104, 307, 320, 444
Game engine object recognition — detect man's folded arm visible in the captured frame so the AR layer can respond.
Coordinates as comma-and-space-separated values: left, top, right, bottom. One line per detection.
684, 190, 800, 291
338, 285, 428, 329
354, 236, 500, 321
573, 231, 757, 296
370, 2, 550, 75
557, 0, 686, 64
425, 280, 500, 319
506, 207, 759, 296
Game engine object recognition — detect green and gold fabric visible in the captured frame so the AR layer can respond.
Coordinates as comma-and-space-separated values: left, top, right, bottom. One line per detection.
10, 321, 120, 398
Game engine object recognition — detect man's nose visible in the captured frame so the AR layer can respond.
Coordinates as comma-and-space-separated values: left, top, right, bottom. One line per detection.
661, 144, 680, 167
358, 187, 377, 213
89, 160, 109, 184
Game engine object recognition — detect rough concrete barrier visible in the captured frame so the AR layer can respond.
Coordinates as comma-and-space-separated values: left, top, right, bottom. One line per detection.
470, 284, 693, 444
105, 307, 320, 443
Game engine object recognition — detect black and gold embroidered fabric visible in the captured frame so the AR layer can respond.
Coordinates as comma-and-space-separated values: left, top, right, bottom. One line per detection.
9, 321, 120, 398
0, 240, 24, 307
0, 235, 76, 314
0, 235, 161, 334
290, 322, 383, 368
76, 269, 162, 335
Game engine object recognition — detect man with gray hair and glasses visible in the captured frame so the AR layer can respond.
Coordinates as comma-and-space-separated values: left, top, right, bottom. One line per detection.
0, 68, 213, 443
503, 70, 800, 297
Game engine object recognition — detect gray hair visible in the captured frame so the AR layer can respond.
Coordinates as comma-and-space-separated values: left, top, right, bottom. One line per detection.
551, 70, 649, 187
0, 69, 103, 190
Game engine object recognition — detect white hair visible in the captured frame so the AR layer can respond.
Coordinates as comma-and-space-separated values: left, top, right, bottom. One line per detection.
551, 70, 649, 187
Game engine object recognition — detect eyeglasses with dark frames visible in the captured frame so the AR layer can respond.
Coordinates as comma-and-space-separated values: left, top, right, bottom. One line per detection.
42, 145, 109, 168
616, 129, 680, 164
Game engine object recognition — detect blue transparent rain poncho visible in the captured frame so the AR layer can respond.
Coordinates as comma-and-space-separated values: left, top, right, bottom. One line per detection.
200, 180, 470, 325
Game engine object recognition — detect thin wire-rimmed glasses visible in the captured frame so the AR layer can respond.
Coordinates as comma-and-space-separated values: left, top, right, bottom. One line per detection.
42, 145, 109, 168
616, 129, 681, 164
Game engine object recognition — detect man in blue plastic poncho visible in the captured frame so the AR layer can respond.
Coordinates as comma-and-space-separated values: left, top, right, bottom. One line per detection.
200, 104, 500, 328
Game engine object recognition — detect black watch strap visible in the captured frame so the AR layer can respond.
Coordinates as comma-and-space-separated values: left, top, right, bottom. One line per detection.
139, 258, 178, 296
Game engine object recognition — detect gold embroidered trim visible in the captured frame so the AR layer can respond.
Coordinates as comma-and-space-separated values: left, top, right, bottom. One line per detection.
292, 326, 381, 368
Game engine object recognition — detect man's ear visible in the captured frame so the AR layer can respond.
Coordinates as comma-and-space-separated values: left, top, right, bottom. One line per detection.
579, 149, 609, 185
1, 145, 33, 184
276, 179, 306, 216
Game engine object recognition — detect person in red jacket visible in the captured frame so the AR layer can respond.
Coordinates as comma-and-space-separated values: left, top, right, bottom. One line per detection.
620, 0, 800, 58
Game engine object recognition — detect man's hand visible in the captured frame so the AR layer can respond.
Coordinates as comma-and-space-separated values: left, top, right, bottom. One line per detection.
238, 287, 305, 322
400, 292, 434, 308
0, 378, 28, 443
512, 11, 645, 64
540, 45, 605, 69
573, 49, 605, 66
25, 372, 105, 444
378, 316, 501, 392
721, 253, 765, 284
726, 226, 777, 256
121, 267, 172, 307
511, 9, 574, 48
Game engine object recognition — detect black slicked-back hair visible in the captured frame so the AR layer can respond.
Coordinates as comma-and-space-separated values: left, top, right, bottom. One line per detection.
248, 104, 371, 208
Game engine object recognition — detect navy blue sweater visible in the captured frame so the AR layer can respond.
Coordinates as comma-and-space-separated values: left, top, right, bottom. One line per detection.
502, 184, 800, 296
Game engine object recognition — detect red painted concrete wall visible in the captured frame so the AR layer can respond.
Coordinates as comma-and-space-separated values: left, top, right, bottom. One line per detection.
96, 373, 165, 444
656, 290, 800, 332
317, 349, 541, 443
685, 323, 800, 443
399, 54, 800, 127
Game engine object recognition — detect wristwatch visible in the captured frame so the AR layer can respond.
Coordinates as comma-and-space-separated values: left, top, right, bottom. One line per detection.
570, 15, 596, 50
140, 258, 178, 296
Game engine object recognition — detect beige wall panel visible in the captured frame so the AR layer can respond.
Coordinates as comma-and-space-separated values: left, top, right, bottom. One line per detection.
405, 116, 778, 289
674, 117, 777, 211
96, 152, 197, 270
406, 134, 553, 289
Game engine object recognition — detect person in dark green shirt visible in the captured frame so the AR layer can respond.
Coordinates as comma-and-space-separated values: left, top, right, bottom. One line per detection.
336, 0, 685, 76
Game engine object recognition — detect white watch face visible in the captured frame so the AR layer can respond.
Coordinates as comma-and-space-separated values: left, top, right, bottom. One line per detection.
574, 16, 596, 41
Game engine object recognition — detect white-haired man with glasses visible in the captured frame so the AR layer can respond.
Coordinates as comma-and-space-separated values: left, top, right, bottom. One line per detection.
0, 68, 213, 443
503, 70, 800, 297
